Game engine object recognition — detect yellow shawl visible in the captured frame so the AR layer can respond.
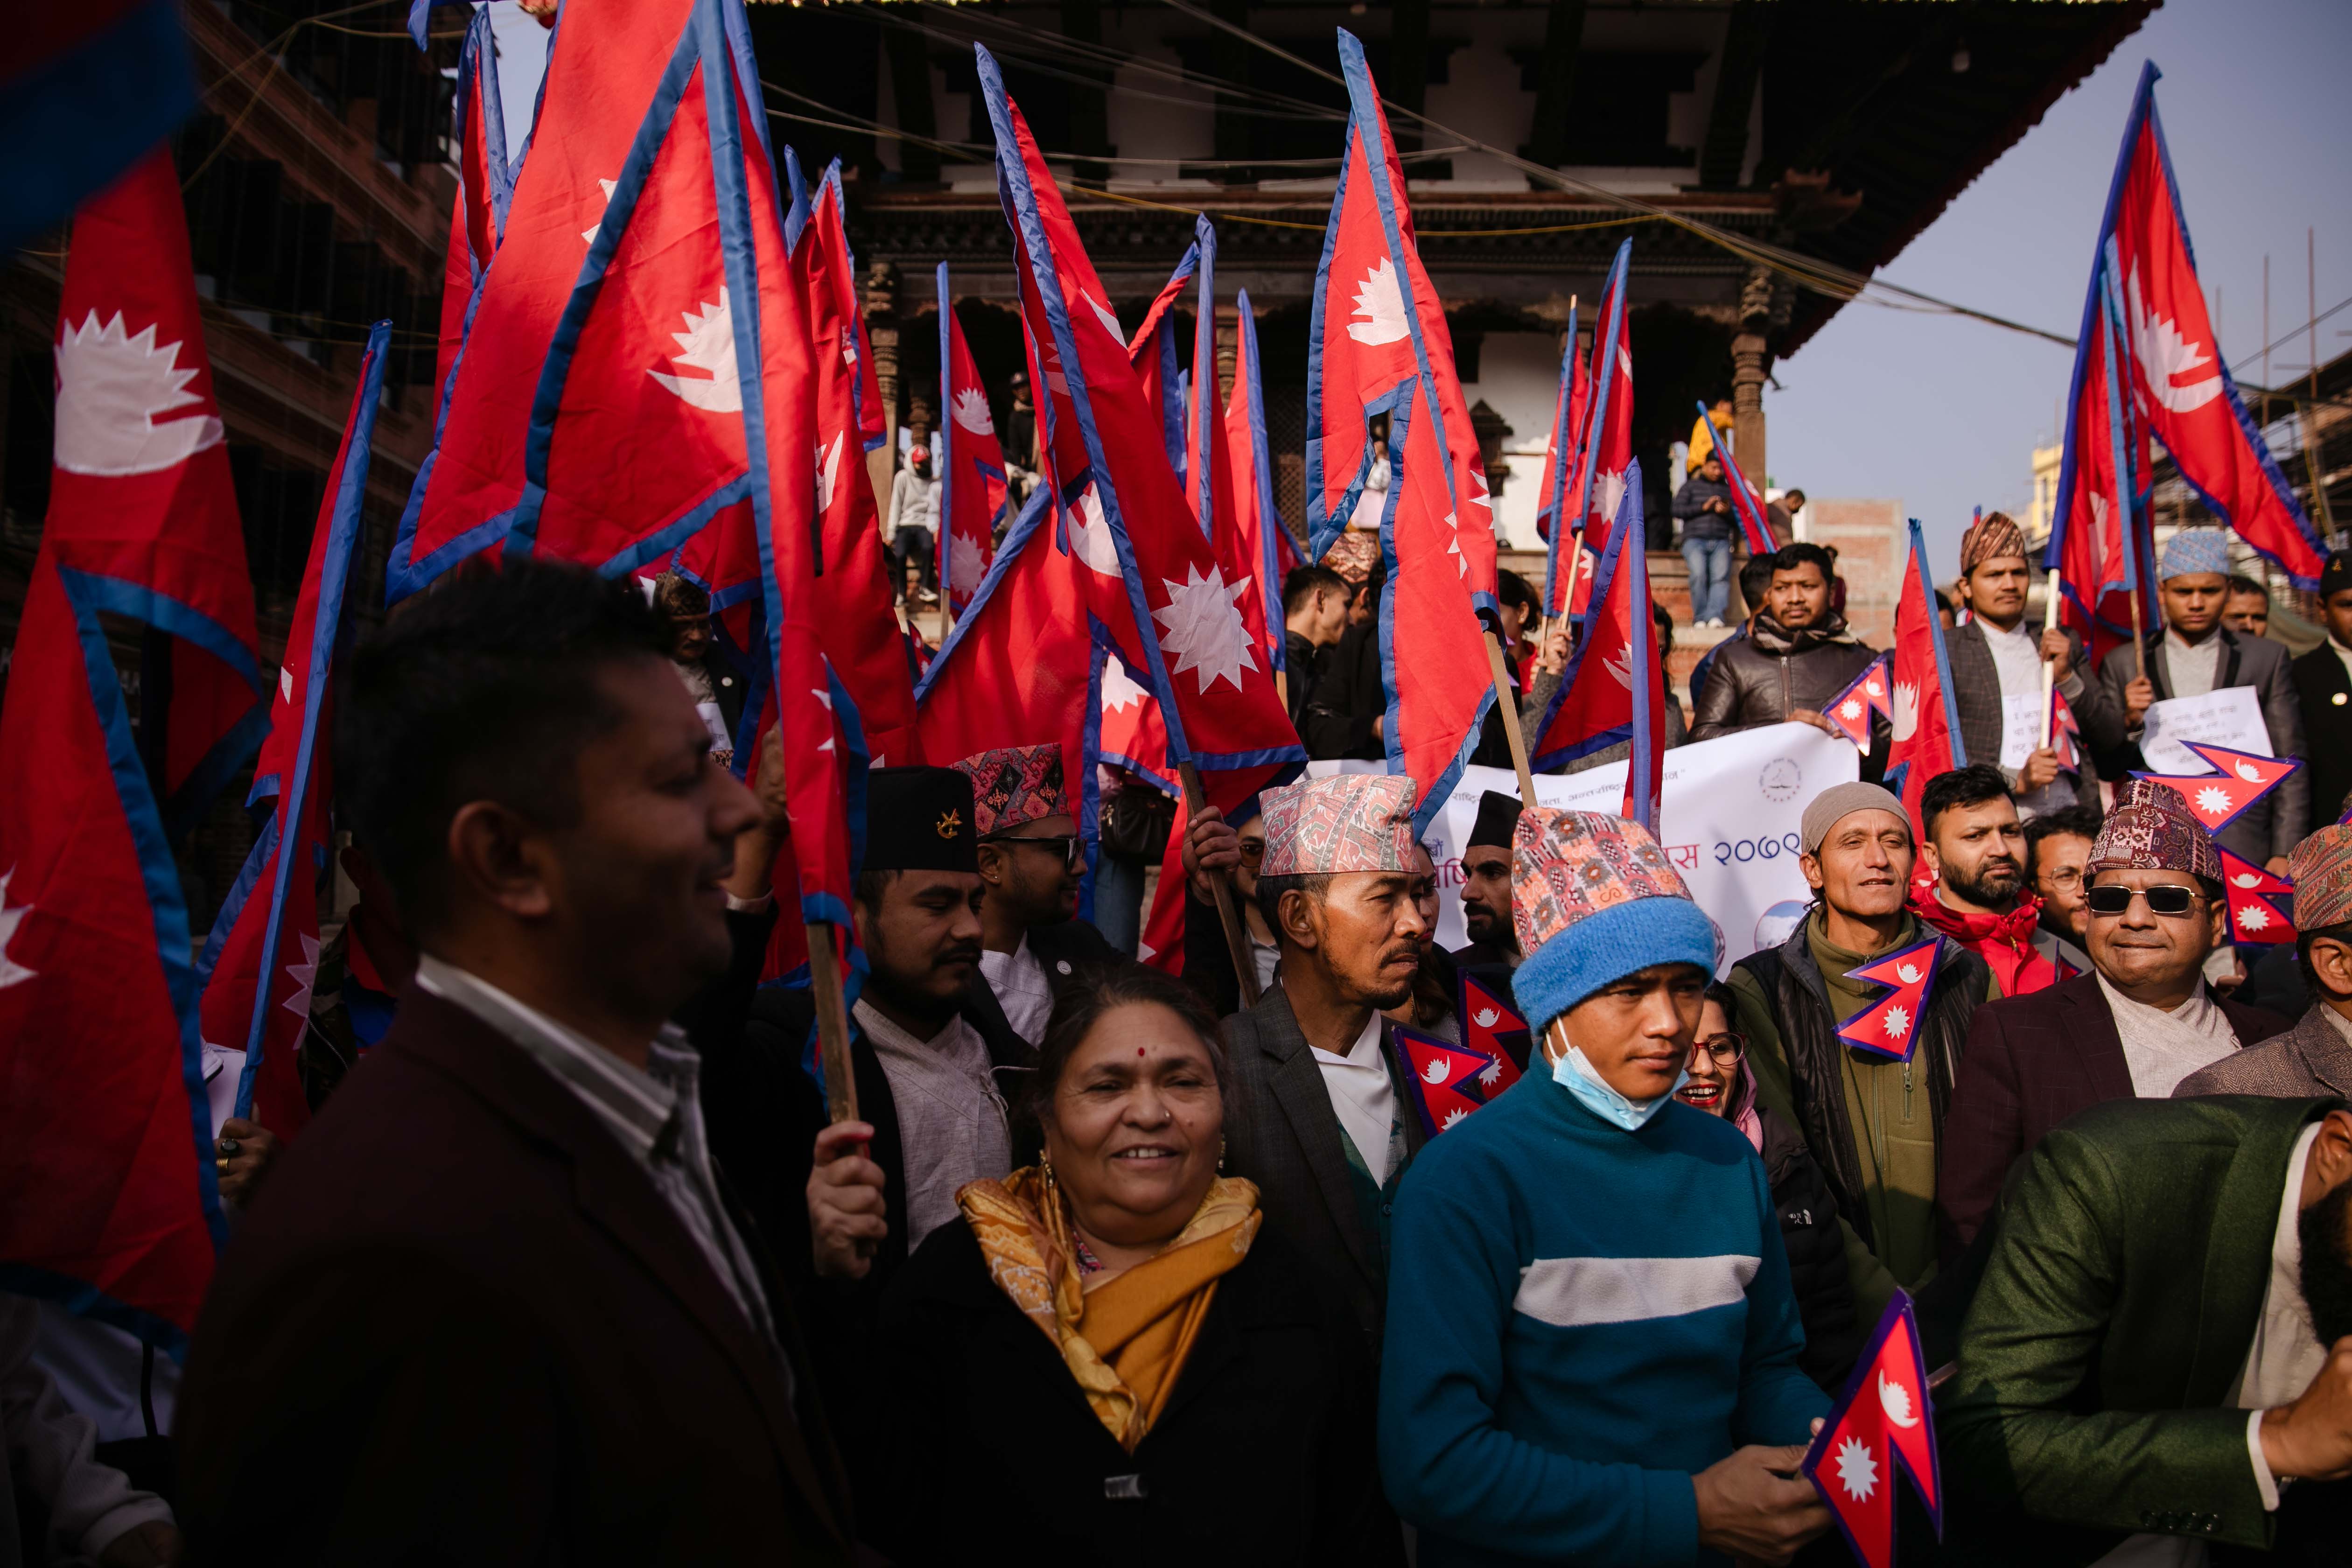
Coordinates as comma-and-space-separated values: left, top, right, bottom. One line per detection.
955, 1167, 1260, 1452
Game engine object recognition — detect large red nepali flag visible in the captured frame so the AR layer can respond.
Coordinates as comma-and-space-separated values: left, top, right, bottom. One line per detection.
1536, 299, 1584, 611
198, 326, 392, 1141
0, 0, 198, 254
0, 149, 273, 1349
416, 2, 517, 417
975, 46, 1300, 803
1568, 241, 1634, 609
1228, 290, 1297, 674
1886, 518, 1967, 843
937, 264, 1007, 616
2095, 64, 2323, 588
1529, 465, 1664, 833
392, 0, 739, 595
2046, 247, 2157, 671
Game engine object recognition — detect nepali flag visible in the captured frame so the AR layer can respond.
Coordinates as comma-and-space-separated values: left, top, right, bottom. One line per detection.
1129, 245, 1200, 482
2136, 741, 2303, 836
1571, 240, 1635, 584
1885, 519, 1968, 841
0, 149, 274, 1350
1529, 470, 1653, 812
1536, 302, 1589, 613
2045, 248, 2156, 672
392, 0, 753, 596
800, 158, 921, 766
1834, 936, 1945, 1064
937, 264, 1007, 616
2049, 685, 2084, 774
1305, 30, 1497, 604
1228, 289, 1296, 673
1701, 399, 1778, 557
2093, 65, 2324, 589
198, 325, 393, 1140
2217, 847, 2296, 946
413, 0, 518, 416
1823, 655, 1892, 753
1458, 970, 1531, 1079
0, 0, 198, 254
975, 46, 1301, 808
1397, 1025, 1508, 1139
1803, 1291, 1942, 1568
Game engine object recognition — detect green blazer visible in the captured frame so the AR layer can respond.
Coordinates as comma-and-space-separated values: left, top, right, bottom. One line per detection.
1940, 1094, 2342, 1563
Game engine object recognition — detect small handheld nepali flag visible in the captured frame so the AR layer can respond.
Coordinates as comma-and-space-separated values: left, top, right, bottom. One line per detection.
2217, 847, 2296, 946
1802, 1289, 1942, 1568
1458, 970, 1532, 1078
2049, 686, 2082, 774
1396, 1024, 1510, 1139
1834, 936, 1944, 1064
1822, 655, 1891, 752
2135, 742, 2302, 835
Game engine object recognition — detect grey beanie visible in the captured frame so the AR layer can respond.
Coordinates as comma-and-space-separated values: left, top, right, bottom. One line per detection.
1800, 782, 1911, 855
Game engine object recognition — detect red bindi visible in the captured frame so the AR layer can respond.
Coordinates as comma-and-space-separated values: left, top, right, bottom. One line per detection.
1137, 1047, 1146, 1057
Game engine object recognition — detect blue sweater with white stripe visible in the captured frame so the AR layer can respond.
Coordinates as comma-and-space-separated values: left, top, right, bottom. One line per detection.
1379, 1072, 1827, 1567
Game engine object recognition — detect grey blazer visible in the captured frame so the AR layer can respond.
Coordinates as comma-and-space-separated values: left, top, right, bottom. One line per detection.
1943, 618, 2121, 798
1219, 984, 1427, 1355
2093, 628, 2309, 862
2174, 1003, 2352, 1099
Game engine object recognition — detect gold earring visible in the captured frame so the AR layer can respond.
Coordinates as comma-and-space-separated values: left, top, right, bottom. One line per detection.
1040, 1157, 1056, 1190
1218, 1138, 1227, 1173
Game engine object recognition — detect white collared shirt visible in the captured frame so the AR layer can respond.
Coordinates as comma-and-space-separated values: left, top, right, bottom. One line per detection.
979, 935, 1054, 1048
853, 998, 1011, 1251
1307, 1006, 1399, 1187
1984, 616, 2045, 701
2331, 635, 2352, 687
2095, 1122, 2324, 1567
2098, 973, 2240, 1098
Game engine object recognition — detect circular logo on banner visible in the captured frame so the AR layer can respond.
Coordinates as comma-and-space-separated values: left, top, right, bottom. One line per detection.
1758, 757, 1803, 803
1755, 900, 1809, 951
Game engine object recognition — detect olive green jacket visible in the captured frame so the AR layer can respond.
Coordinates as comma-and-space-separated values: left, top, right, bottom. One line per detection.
1940, 1093, 2342, 1561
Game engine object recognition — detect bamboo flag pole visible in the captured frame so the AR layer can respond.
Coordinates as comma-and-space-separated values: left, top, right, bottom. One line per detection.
1179, 759, 1262, 1009
2040, 564, 2063, 748
805, 922, 858, 1124
1486, 631, 1540, 806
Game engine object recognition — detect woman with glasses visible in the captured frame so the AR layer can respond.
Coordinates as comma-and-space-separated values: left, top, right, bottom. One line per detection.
1675, 983, 1862, 1392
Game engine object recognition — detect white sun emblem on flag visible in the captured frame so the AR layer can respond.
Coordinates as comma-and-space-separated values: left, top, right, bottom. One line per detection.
1099, 651, 1150, 715
1346, 258, 1410, 346
951, 386, 995, 436
1421, 1057, 1450, 1086
1473, 1007, 1500, 1029
1840, 698, 1864, 721
0, 867, 37, 992
53, 311, 226, 476
1896, 962, 1922, 985
1440, 510, 1469, 577
2233, 760, 2265, 783
1834, 1436, 1878, 1501
815, 431, 844, 512
1882, 1003, 1911, 1041
948, 529, 987, 597
1067, 485, 1123, 577
1478, 1059, 1503, 1088
2238, 903, 2272, 933
1440, 1106, 1467, 1130
280, 932, 322, 1019
1891, 680, 1921, 743
2194, 785, 2232, 818
648, 289, 742, 413
1464, 464, 1492, 524
581, 177, 620, 244
1606, 643, 1637, 692
1084, 292, 1124, 345
1152, 563, 1260, 695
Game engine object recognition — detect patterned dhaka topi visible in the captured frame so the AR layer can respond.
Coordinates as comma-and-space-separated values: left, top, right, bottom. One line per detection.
1510, 807, 1717, 1034
1256, 773, 1416, 879
2088, 777, 2223, 886
2157, 528, 2233, 582
1958, 511, 2028, 574
2290, 823, 2352, 932
952, 744, 1067, 838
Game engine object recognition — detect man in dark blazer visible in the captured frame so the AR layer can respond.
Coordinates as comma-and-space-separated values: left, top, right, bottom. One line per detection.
2290, 551, 2352, 828
1941, 511, 2120, 815
2178, 824, 2352, 1102
1938, 779, 2292, 1260
1211, 773, 1433, 1354
174, 563, 854, 1565
1941, 1095, 2352, 1564
2091, 529, 2309, 871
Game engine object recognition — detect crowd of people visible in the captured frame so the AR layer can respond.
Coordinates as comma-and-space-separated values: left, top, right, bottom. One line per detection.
8, 507, 2352, 1568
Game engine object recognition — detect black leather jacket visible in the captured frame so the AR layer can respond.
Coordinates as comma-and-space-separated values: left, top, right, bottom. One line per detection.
1691, 614, 1881, 742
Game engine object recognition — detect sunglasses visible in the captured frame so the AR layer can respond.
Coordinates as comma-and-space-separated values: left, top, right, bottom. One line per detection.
2086, 883, 2203, 918
993, 833, 1084, 869
1692, 1031, 1746, 1064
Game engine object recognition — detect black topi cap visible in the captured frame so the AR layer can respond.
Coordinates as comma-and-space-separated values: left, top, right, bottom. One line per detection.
2322, 551, 2352, 599
865, 766, 980, 874
1467, 790, 1524, 851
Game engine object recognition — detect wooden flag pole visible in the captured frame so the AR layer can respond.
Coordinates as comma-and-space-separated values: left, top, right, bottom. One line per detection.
1276, 669, 1288, 714
2040, 564, 2064, 748
805, 921, 859, 1125
1486, 631, 1540, 806
1179, 758, 1262, 1009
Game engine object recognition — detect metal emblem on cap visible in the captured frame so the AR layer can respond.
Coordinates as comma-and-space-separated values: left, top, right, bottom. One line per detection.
937, 809, 962, 840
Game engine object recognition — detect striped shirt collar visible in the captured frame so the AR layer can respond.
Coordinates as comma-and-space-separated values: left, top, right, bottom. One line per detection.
413, 954, 686, 1162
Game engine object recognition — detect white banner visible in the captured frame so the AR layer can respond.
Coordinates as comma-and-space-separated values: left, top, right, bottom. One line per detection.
1312, 721, 1858, 971
2139, 686, 2273, 774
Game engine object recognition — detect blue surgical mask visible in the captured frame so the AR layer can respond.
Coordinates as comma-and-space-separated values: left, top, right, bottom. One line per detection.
1550, 1039, 1687, 1133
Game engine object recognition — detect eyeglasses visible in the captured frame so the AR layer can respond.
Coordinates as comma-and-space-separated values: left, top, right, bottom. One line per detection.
2086, 883, 2202, 918
1237, 840, 1266, 865
1692, 1031, 1746, 1064
2038, 866, 2085, 890
993, 833, 1083, 869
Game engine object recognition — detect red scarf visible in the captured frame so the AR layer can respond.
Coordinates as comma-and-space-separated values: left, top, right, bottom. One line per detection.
1907, 883, 2058, 997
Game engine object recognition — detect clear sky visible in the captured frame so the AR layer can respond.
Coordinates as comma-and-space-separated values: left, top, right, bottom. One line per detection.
1770, 0, 2352, 572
